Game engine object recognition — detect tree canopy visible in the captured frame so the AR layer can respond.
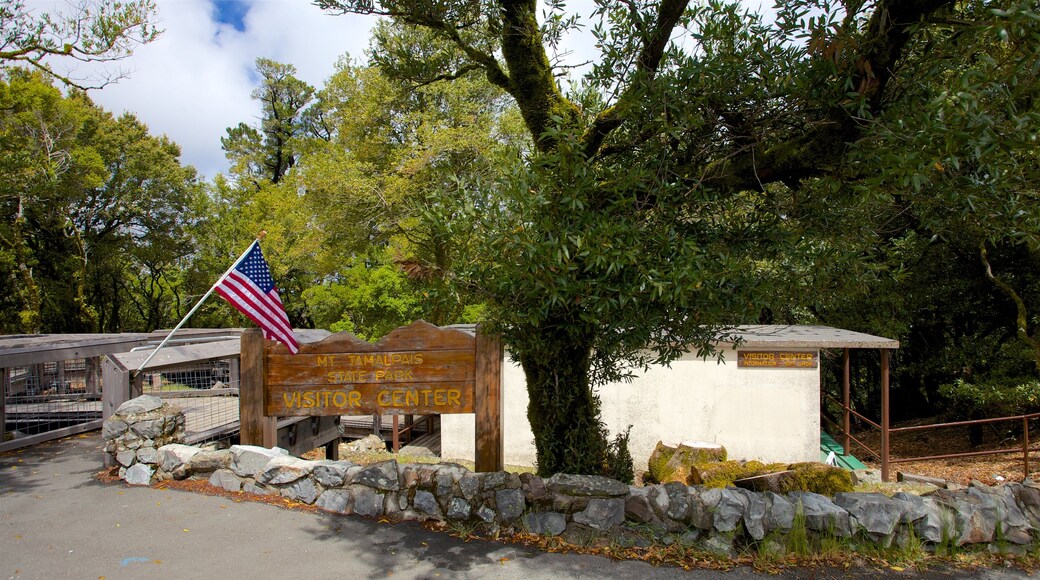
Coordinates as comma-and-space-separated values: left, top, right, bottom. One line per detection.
0, 0, 160, 88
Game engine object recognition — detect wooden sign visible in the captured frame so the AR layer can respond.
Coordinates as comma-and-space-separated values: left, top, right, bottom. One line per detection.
264, 322, 478, 417
737, 350, 819, 369
239, 320, 504, 471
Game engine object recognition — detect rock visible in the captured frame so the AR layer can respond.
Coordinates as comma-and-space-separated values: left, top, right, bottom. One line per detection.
713, 488, 748, 533
281, 478, 318, 504
209, 469, 242, 492
124, 463, 153, 486
355, 460, 400, 491
351, 486, 385, 517
663, 482, 690, 522
313, 461, 354, 487
1012, 483, 1040, 529
931, 488, 998, 545
473, 505, 494, 524
688, 488, 715, 530
894, 492, 946, 543
157, 444, 201, 473
851, 468, 882, 485
116, 450, 137, 467
523, 474, 548, 503
446, 497, 471, 520
130, 418, 168, 440
765, 492, 795, 532
573, 498, 625, 531
734, 488, 768, 541
545, 473, 628, 497
523, 512, 567, 536
625, 488, 656, 524
101, 419, 128, 441
243, 482, 267, 495
972, 483, 1030, 531
700, 533, 737, 558
414, 490, 441, 517
496, 488, 525, 523
135, 447, 159, 465
834, 493, 905, 537
435, 472, 455, 499
459, 473, 479, 500
788, 492, 851, 537
344, 434, 386, 453
256, 455, 317, 485
230, 445, 287, 477
317, 489, 352, 513
115, 395, 164, 416
481, 471, 510, 491
186, 450, 231, 473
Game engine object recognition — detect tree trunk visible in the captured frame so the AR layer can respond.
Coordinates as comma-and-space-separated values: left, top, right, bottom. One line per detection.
518, 323, 609, 477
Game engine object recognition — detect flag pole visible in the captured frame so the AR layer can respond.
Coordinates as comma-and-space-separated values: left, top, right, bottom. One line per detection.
133, 232, 267, 376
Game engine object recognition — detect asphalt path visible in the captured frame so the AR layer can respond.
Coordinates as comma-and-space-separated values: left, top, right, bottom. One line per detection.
1, 433, 1036, 580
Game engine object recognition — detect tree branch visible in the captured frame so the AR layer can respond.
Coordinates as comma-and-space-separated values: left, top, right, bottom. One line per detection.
981, 241, 1040, 372
688, 0, 955, 194
582, 0, 689, 158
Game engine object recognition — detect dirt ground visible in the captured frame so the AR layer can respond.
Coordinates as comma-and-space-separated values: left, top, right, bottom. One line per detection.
853, 417, 1040, 485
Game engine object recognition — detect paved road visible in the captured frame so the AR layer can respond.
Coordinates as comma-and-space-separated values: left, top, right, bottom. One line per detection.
0, 434, 1035, 579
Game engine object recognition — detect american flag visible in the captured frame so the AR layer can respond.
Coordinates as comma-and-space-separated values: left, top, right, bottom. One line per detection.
215, 242, 300, 354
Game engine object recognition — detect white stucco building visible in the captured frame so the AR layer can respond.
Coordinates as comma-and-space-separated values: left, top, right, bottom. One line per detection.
440, 325, 897, 468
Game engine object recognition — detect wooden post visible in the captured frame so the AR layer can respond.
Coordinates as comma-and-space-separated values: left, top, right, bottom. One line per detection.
240, 329, 275, 447
1, 368, 7, 443
474, 326, 503, 472
101, 356, 129, 420
229, 356, 240, 390
1024, 417, 1030, 479
392, 414, 400, 452
881, 349, 890, 482
55, 360, 66, 394
85, 357, 100, 394
842, 348, 851, 456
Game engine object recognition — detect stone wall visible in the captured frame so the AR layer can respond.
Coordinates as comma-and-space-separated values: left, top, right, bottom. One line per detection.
103, 397, 1040, 554
101, 394, 185, 484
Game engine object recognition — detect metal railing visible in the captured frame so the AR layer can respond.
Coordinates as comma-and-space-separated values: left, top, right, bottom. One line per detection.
136, 358, 241, 445
1, 358, 104, 451
819, 361, 1040, 484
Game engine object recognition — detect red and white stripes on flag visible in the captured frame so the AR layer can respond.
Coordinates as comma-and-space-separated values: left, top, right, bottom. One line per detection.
214, 241, 300, 354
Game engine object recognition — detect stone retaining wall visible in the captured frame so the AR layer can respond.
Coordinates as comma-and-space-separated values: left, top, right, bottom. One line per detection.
102, 395, 185, 483
103, 396, 1040, 555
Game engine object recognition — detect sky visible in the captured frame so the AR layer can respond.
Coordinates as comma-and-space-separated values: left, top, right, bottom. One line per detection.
31, 0, 771, 182
37, 0, 382, 180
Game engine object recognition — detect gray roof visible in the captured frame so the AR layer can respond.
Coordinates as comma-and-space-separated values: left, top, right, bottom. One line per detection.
724, 325, 898, 349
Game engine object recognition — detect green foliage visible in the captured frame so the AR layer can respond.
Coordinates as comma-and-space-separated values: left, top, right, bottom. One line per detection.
0, 71, 202, 333
302, 259, 422, 341
786, 503, 811, 557
603, 426, 634, 484
938, 377, 1040, 420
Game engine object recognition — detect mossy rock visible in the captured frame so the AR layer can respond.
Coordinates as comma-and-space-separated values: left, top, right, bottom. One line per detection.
695, 460, 787, 488
778, 462, 854, 495
645, 441, 727, 484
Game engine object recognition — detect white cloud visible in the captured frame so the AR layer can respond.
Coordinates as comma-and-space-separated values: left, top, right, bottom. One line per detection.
30, 0, 777, 181
53, 0, 378, 181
